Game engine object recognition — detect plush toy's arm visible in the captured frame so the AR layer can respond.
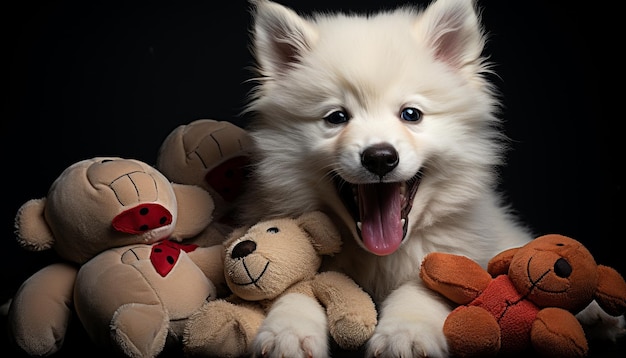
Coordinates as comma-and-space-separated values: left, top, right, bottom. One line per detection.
188, 244, 229, 298
420, 252, 492, 304
8, 262, 78, 356
184, 298, 265, 357
594, 265, 626, 316
171, 184, 215, 240
311, 271, 377, 350
186, 222, 231, 247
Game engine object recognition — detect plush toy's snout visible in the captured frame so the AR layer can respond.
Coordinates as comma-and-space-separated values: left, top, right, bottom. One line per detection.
112, 203, 173, 234
205, 156, 251, 202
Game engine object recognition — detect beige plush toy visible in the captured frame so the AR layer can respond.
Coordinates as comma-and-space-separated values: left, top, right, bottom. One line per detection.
156, 119, 253, 244
8, 157, 225, 357
183, 211, 378, 357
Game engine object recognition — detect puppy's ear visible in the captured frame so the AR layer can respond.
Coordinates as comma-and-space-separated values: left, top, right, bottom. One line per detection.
249, 0, 318, 78
414, 0, 485, 72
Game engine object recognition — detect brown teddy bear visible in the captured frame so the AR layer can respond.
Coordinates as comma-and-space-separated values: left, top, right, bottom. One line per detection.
419, 234, 626, 357
8, 157, 226, 357
183, 211, 378, 357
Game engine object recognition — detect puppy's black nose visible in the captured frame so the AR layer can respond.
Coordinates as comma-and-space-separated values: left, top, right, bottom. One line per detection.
231, 240, 257, 259
361, 143, 399, 177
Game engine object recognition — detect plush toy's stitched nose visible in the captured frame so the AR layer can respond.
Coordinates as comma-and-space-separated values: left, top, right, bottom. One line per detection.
361, 143, 399, 178
231, 240, 257, 259
112, 203, 172, 234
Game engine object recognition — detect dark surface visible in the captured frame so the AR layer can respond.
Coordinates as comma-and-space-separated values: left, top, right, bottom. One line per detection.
2, 0, 623, 356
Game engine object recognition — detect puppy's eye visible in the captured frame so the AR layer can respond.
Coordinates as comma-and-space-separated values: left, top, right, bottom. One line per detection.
324, 110, 349, 124
267, 227, 279, 233
400, 107, 422, 122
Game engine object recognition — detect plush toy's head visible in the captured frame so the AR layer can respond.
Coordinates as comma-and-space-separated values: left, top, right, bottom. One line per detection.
488, 234, 626, 315
156, 119, 252, 220
222, 211, 342, 301
14, 157, 215, 264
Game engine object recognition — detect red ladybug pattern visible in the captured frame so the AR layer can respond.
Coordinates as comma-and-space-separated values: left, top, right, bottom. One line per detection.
150, 240, 198, 277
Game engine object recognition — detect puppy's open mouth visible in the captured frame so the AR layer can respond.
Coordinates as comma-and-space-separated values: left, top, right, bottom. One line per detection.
334, 171, 422, 256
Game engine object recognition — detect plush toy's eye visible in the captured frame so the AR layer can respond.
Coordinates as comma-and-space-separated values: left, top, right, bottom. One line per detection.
554, 258, 572, 278
267, 227, 279, 233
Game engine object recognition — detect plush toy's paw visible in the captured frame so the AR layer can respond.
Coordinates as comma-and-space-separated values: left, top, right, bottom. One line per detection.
184, 300, 264, 357
444, 306, 500, 357
252, 293, 329, 358
312, 271, 377, 350
7, 263, 77, 356
329, 311, 376, 350
532, 307, 588, 357
111, 304, 169, 358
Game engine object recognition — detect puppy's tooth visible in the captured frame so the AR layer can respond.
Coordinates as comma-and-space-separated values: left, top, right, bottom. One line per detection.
357, 222, 362, 230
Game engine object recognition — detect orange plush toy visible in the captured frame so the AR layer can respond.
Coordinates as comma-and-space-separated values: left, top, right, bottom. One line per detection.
419, 234, 626, 357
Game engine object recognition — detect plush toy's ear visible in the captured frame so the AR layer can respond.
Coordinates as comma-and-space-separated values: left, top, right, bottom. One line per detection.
594, 265, 626, 316
171, 184, 215, 240
295, 211, 342, 255
487, 247, 519, 277
14, 198, 56, 251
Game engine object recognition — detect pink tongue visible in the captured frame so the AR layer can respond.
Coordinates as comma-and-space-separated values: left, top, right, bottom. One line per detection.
358, 183, 403, 256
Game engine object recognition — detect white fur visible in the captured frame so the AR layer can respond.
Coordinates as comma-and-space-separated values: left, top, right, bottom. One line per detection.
240, 0, 624, 356
252, 293, 328, 358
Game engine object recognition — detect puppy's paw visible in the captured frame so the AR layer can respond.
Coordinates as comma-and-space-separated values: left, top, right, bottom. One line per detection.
365, 319, 448, 358
252, 293, 329, 358
577, 300, 626, 342
254, 329, 328, 358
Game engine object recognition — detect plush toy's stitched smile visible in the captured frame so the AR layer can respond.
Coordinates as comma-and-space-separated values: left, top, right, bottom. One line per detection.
230, 259, 270, 288
526, 256, 570, 294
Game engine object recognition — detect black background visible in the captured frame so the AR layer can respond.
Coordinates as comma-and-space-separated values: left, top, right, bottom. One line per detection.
2, 0, 623, 356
